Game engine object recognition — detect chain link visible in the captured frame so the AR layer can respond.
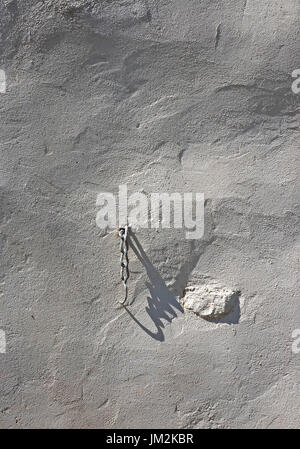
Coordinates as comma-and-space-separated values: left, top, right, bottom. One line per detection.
119, 225, 129, 305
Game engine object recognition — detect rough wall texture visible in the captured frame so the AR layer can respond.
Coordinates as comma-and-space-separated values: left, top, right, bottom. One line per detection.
0, 0, 299, 428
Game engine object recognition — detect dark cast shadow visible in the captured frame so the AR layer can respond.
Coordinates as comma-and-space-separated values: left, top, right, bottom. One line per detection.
214, 294, 241, 324
124, 231, 183, 342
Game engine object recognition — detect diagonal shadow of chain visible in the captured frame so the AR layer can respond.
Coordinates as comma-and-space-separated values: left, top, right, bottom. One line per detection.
124, 231, 183, 342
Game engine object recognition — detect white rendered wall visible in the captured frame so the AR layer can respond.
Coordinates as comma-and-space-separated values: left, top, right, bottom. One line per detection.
0, 0, 299, 428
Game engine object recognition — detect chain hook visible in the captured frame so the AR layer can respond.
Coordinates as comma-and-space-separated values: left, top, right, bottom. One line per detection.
119, 225, 129, 305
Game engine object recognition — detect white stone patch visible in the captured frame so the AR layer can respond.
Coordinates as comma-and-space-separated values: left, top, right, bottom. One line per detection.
0, 329, 6, 353
183, 283, 239, 320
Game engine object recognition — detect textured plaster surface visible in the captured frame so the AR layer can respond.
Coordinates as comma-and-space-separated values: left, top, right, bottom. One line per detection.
0, 0, 299, 428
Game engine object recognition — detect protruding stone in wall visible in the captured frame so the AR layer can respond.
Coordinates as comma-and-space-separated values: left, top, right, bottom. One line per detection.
183, 283, 240, 321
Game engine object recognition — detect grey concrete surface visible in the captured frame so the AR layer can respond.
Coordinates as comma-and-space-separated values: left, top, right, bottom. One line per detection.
0, 0, 299, 428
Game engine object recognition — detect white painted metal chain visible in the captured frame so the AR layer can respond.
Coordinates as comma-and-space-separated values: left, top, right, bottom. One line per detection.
119, 225, 129, 305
